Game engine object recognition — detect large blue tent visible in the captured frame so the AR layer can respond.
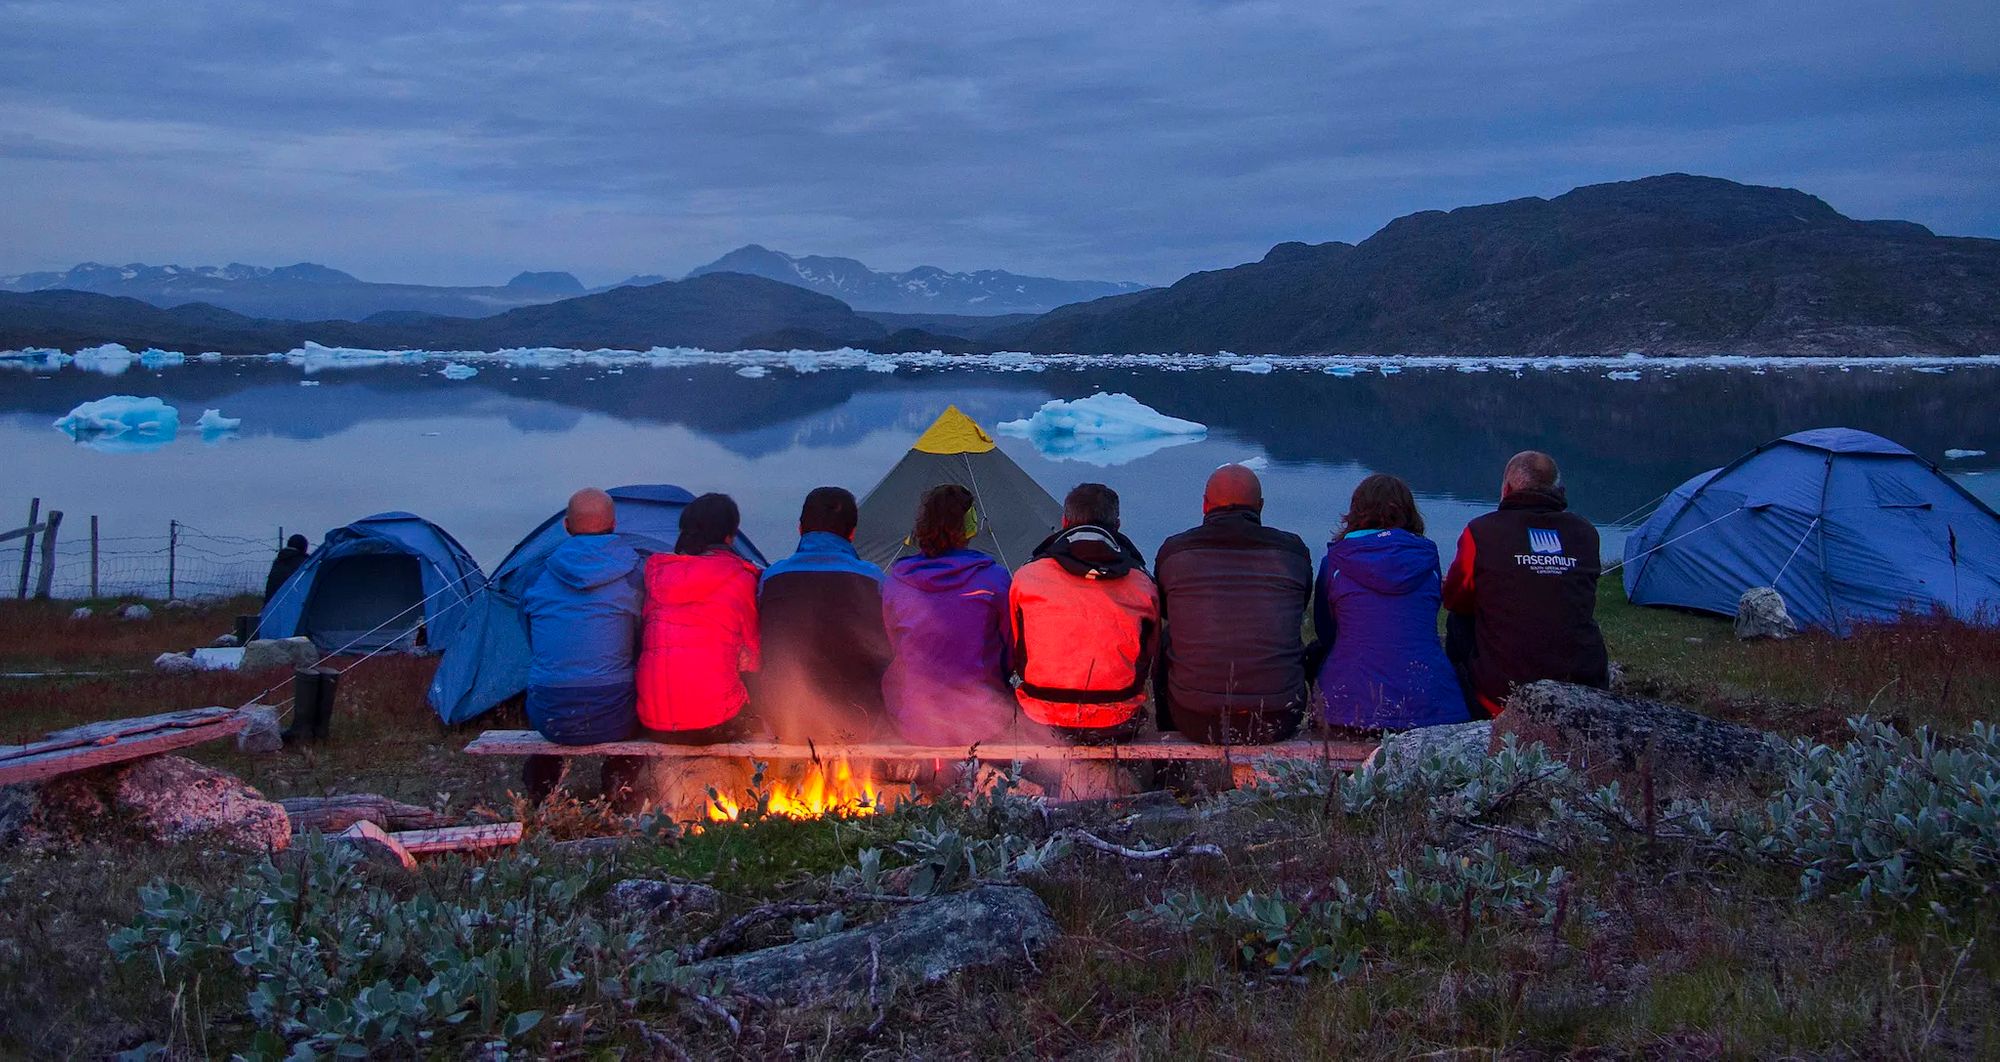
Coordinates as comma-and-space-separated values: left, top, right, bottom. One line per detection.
1623, 428, 2000, 631
427, 485, 768, 724
259, 512, 487, 655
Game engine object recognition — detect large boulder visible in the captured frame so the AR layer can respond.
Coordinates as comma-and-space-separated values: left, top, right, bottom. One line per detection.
239, 637, 319, 672
22, 755, 290, 852
1734, 586, 1799, 641
1497, 681, 1782, 787
235, 705, 284, 754
694, 884, 1058, 1003
1371, 720, 1495, 775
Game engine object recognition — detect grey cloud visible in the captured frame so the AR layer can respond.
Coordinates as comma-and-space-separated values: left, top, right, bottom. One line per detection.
0, 0, 1994, 286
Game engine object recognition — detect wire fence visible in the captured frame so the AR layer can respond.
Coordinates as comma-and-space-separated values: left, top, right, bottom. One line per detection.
0, 513, 280, 601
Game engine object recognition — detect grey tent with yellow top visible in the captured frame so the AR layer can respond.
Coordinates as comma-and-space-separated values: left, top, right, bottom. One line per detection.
856, 405, 1061, 570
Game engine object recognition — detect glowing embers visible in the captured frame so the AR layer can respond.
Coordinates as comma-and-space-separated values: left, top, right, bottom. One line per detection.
703, 757, 884, 822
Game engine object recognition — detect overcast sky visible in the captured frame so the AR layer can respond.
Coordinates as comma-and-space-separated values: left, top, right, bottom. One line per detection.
1, 0, 1994, 287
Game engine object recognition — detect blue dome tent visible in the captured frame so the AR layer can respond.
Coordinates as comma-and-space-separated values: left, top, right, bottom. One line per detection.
1623, 428, 2000, 631
427, 485, 768, 724
259, 512, 487, 655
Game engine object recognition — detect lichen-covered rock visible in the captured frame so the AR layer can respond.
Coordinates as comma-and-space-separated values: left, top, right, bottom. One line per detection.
1498, 681, 1781, 787
118, 603, 152, 621
235, 705, 284, 754
240, 636, 318, 672
694, 884, 1058, 1003
22, 755, 290, 852
605, 878, 722, 918
153, 652, 199, 674
1734, 586, 1799, 641
1372, 720, 1495, 775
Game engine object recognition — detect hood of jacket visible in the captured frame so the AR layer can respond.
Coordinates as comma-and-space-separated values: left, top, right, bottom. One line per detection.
1032, 524, 1145, 579
1328, 528, 1441, 596
890, 548, 1000, 592
649, 548, 759, 596
543, 534, 642, 592
1500, 486, 1569, 513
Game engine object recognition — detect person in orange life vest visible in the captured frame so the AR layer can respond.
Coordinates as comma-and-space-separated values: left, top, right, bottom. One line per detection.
1009, 482, 1160, 744
637, 493, 762, 742
1441, 451, 1610, 717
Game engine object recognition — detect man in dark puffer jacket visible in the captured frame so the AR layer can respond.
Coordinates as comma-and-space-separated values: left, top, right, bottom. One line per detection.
756, 487, 892, 739
1442, 451, 1610, 717
1153, 464, 1313, 743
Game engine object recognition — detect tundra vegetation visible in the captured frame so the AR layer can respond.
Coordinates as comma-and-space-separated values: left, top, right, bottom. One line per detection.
1, 585, 1997, 1059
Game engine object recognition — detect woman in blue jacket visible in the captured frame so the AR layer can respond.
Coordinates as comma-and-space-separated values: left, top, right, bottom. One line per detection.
1312, 474, 1468, 731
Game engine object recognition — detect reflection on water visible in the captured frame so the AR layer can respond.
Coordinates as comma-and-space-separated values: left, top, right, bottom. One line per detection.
3, 360, 1996, 572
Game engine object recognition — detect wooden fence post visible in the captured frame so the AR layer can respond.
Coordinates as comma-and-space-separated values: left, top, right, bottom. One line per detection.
33, 511, 61, 600
16, 498, 37, 600
167, 519, 178, 601
90, 516, 99, 599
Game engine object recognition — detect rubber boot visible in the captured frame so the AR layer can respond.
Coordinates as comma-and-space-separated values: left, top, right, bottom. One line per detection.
281, 666, 322, 746
311, 669, 339, 742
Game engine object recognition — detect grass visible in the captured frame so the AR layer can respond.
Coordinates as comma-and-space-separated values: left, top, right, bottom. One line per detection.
1, 585, 1995, 1058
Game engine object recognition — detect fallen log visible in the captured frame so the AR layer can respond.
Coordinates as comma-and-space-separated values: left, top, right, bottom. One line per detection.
336, 820, 416, 870
280, 794, 450, 834
392, 822, 524, 855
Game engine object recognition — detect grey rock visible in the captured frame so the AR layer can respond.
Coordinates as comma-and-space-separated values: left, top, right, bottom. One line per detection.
152, 652, 200, 674
212, 633, 241, 647
23, 755, 290, 852
694, 884, 1058, 1003
1734, 586, 1799, 641
67, 606, 92, 621
1373, 720, 1495, 775
605, 878, 723, 918
549, 835, 642, 860
240, 636, 319, 672
235, 705, 284, 754
118, 603, 152, 621
1499, 680, 1782, 786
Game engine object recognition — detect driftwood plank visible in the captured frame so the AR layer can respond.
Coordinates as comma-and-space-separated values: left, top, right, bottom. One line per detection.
0, 716, 248, 786
281, 795, 451, 834
392, 822, 525, 855
464, 730, 1374, 766
2, 707, 237, 763
337, 820, 417, 870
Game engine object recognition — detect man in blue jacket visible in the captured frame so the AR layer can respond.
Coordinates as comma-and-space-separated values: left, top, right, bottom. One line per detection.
756, 487, 892, 739
520, 488, 645, 804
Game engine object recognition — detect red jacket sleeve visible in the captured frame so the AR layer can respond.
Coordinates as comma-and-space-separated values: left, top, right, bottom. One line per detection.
1441, 527, 1477, 615
736, 566, 762, 673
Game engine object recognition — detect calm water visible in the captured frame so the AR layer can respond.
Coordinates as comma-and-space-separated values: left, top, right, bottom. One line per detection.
3, 356, 1996, 593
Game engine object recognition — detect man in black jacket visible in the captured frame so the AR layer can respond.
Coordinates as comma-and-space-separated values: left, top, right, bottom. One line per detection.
1153, 464, 1313, 743
264, 534, 310, 602
755, 487, 892, 739
1442, 451, 1610, 716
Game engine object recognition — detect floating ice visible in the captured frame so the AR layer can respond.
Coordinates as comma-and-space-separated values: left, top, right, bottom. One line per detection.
1238, 455, 1271, 470
735, 365, 770, 378
197, 351, 223, 363
1945, 448, 1987, 460
196, 408, 242, 434
1606, 370, 1642, 380
299, 380, 321, 387
440, 362, 479, 380
865, 359, 898, 373
71, 343, 138, 376
996, 392, 1207, 467
1230, 359, 1275, 374
139, 348, 184, 369
53, 395, 180, 452
1322, 365, 1361, 377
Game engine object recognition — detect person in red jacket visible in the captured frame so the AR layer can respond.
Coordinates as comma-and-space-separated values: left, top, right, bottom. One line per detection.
1441, 451, 1610, 717
638, 493, 762, 742
1010, 483, 1160, 744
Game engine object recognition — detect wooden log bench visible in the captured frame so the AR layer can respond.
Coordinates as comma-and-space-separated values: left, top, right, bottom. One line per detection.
0, 707, 247, 786
464, 730, 1377, 787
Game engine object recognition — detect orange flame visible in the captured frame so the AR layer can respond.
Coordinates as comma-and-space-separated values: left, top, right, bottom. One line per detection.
706, 757, 883, 821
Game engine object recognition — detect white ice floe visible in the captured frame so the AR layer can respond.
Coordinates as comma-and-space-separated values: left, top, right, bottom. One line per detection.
198, 351, 223, 363
1945, 449, 1987, 460
71, 343, 138, 376
196, 408, 242, 434
440, 362, 479, 380
865, 359, 899, 373
996, 392, 1207, 467
53, 395, 180, 452
1230, 359, 1275, 374
138, 348, 184, 369
1238, 455, 1271, 470
735, 365, 770, 378
1323, 365, 1362, 377
1606, 370, 1642, 380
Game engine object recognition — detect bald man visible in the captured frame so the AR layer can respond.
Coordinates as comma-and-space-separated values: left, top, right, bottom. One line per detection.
1151, 464, 1314, 743
519, 488, 646, 804
1442, 452, 1609, 716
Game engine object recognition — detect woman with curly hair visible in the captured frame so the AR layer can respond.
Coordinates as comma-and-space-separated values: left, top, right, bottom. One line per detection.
879, 484, 1016, 745
1310, 473, 1467, 732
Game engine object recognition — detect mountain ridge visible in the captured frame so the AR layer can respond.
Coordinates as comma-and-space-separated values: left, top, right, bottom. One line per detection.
685, 244, 1149, 314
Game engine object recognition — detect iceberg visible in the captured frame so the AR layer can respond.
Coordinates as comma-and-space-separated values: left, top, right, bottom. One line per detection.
995, 392, 1207, 466
1606, 370, 1642, 380
735, 365, 770, 378
1230, 359, 1275, 374
53, 395, 181, 452
196, 408, 242, 434
440, 362, 479, 380
71, 343, 138, 376
1945, 448, 1987, 460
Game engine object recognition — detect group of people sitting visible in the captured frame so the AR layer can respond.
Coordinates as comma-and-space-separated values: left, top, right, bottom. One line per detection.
516, 451, 1610, 798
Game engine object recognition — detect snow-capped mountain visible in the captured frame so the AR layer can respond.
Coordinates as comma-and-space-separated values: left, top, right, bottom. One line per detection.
683, 244, 1148, 315
0, 262, 583, 320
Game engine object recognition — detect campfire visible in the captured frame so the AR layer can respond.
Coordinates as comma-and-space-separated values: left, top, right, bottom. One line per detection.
704, 756, 885, 821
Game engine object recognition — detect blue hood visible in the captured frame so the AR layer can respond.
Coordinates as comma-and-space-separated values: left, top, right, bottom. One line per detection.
761, 531, 882, 586
543, 534, 642, 592
1327, 528, 1441, 595
891, 549, 999, 593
